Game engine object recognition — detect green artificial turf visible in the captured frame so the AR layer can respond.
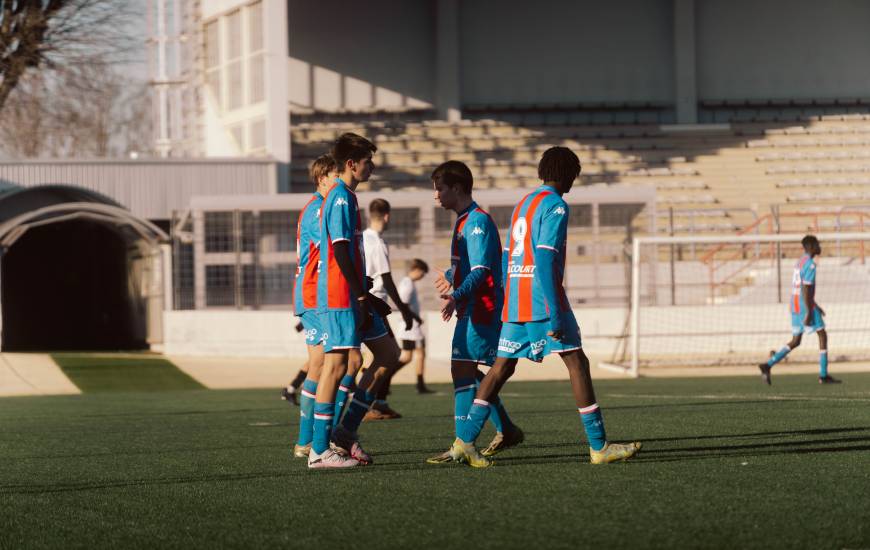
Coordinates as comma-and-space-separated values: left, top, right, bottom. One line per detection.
1, 373, 869, 549
50, 353, 204, 392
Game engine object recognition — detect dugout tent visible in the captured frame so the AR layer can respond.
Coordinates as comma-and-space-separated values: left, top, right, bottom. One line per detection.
0, 185, 170, 351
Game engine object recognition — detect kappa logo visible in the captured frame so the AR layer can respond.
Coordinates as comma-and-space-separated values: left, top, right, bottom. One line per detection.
452, 347, 461, 356
316, 207, 322, 219
335, 198, 348, 206
471, 226, 485, 236
553, 206, 566, 215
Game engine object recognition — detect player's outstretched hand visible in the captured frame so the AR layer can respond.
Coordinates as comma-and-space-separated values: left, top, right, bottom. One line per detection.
434, 270, 452, 296
440, 296, 455, 322
294, 321, 304, 333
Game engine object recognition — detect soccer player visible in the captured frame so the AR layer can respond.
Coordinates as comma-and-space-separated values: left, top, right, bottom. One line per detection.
758, 235, 840, 385
449, 147, 641, 467
398, 258, 433, 394
360, 198, 419, 420
291, 154, 334, 458
426, 160, 523, 465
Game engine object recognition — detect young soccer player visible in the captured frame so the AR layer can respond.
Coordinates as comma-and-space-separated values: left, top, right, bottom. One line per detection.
758, 235, 840, 385
426, 160, 523, 465
291, 154, 334, 458
398, 259, 433, 394
449, 147, 641, 467
356, 199, 419, 419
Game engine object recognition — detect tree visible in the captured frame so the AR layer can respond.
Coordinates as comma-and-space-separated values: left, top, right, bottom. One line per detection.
0, 0, 136, 113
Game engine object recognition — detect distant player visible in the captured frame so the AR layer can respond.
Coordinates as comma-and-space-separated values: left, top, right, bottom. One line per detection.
426, 160, 523, 465
359, 198, 419, 420
285, 156, 335, 422
758, 235, 840, 385
398, 258, 433, 394
448, 147, 641, 467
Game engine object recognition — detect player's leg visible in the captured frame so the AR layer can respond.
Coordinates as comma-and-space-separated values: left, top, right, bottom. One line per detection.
475, 367, 524, 457
370, 324, 409, 418
426, 359, 483, 464
413, 342, 434, 394
816, 328, 839, 383
560, 349, 639, 463
308, 310, 360, 468
334, 348, 361, 421
293, 343, 323, 457
343, 331, 401, 430
282, 362, 308, 406
759, 328, 802, 385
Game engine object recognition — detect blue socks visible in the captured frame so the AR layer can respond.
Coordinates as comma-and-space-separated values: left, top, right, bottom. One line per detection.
341, 388, 375, 433
488, 396, 512, 433
457, 399, 491, 443
334, 374, 356, 422
768, 345, 791, 367
820, 350, 828, 377
453, 378, 476, 436
296, 379, 318, 446
579, 403, 607, 451
311, 402, 334, 454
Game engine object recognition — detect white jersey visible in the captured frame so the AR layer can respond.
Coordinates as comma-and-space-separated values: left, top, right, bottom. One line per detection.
363, 227, 390, 302
398, 276, 424, 341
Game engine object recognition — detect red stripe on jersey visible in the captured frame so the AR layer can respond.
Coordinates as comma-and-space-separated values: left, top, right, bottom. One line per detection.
471, 208, 499, 323
292, 194, 320, 307
517, 191, 551, 321
303, 244, 319, 308
502, 196, 528, 322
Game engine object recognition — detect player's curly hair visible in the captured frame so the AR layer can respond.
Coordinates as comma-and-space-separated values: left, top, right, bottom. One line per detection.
802, 234, 819, 251
431, 160, 473, 195
331, 132, 377, 169
309, 154, 336, 187
538, 146, 581, 187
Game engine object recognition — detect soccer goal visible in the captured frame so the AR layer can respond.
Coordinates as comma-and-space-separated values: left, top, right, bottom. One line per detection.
602, 232, 870, 377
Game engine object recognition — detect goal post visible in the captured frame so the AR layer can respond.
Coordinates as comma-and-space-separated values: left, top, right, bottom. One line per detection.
602, 232, 870, 377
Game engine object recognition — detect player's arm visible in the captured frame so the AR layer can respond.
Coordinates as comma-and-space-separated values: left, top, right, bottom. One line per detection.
802, 263, 818, 323
534, 203, 569, 339
447, 221, 494, 303
381, 272, 420, 329
327, 196, 371, 329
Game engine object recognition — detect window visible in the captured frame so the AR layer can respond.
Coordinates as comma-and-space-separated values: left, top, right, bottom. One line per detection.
204, 212, 234, 253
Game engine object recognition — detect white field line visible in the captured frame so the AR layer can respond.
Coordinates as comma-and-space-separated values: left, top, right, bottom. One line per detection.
605, 393, 870, 403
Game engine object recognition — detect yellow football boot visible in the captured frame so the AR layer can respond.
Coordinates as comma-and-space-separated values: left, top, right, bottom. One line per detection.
425, 447, 459, 464
450, 438, 492, 468
589, 441, 641, 464
481, 426, 525, 457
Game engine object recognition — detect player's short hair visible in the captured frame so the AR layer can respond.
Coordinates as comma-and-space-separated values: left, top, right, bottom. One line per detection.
431, 160, 473, 195
369, 198, 391, 220
408, 258, 429, 274
802, 234, 819, 250
331, 132, 377, 169
309, 154, 336, 186
538, 146, 581, 187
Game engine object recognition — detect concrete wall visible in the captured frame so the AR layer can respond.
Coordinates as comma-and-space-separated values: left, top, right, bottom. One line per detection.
697, 0, 870, 100
287, 0, 435, 111
459, 0, 674, 105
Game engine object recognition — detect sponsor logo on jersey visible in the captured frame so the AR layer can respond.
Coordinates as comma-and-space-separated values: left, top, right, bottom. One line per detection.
508, 265, 536, 274
471, 226, 485, 236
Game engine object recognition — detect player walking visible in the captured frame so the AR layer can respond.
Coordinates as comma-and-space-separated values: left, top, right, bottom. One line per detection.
758, 235, 840, 385
449, 147, 641, 467
397, 259, 433, 394
426, 160, 523, 464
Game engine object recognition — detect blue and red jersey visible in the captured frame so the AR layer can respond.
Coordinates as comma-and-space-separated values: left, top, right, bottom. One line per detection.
791, 254, 817, 315
502, 185, 571, 323
316, 179, 365, 311
292, 192, 323, 314
448, 202, 503, 324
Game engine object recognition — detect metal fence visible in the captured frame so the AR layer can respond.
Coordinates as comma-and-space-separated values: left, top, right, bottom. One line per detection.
170, 185, 656, 311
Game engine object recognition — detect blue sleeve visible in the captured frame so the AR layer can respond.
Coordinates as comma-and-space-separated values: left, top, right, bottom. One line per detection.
326, 191, 355, 243
452, 216, 496, 302
802, 261, 816, 285
445, 266, 455, 285
536, 201, 568, 251
501, 246, 508, 289
534, 247, 562, 331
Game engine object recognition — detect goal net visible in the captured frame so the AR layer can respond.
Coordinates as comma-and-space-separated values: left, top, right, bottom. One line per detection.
604, 232, 870, 377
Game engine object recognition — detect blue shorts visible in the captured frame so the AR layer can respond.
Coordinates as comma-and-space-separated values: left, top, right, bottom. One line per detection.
319, 309, 389, 353
791, 309, 825, 335
452, 316, 500, 366
297, 310, 322, 345
497, 311, 582, 362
